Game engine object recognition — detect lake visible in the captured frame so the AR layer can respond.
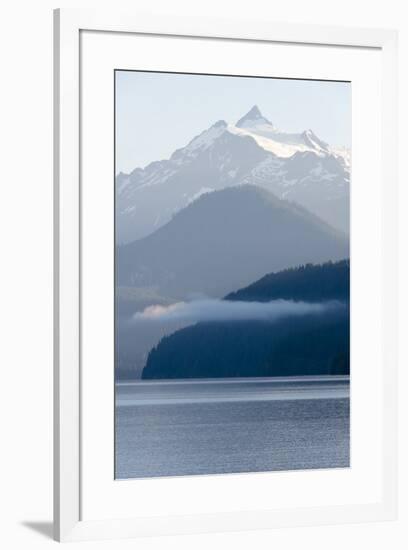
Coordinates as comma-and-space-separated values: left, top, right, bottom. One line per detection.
115, 376, 350, 479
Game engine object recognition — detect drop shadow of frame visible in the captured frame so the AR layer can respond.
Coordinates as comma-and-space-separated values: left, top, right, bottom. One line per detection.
21, 521, 53, 540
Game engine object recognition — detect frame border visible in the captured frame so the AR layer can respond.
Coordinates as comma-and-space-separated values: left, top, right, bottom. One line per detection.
54, 8, 398, 542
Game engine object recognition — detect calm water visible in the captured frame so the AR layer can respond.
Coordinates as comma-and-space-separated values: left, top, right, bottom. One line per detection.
115, 376, 350, 479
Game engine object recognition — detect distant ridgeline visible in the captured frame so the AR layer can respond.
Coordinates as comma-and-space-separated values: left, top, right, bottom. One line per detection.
141, 260, 350, 379
225, 259, 349, 303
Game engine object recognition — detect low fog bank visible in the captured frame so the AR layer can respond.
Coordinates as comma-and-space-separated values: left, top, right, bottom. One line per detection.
132, 298, 345, 325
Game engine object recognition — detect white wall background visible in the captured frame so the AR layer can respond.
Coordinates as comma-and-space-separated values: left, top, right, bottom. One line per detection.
0, 1, 406, 548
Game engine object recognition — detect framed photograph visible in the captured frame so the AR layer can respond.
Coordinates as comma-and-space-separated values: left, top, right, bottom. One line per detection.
54, 9, 398, 542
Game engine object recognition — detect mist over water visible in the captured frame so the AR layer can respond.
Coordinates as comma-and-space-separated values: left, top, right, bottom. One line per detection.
132, 298, 344, 325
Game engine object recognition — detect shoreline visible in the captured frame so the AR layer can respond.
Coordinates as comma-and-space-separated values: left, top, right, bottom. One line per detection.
116, 376, 350, 406
116, 374, 350, 386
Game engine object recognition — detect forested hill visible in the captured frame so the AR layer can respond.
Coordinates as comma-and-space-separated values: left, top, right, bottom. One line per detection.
117, 185, 348, 298
225, 260, 349, 303
141, 260, 350, 380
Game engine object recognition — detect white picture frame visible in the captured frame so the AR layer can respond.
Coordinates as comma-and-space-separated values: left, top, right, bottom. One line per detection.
54, 8, 398, 542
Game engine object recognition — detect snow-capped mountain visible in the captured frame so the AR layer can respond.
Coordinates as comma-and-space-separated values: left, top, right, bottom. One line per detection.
233, 105, 335, 158
116, 106, 350, 243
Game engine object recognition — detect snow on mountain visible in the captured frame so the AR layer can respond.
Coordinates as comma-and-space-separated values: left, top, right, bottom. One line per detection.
230, 105, 331, 158
116, 106, 350, 243
176, 120, 228, 160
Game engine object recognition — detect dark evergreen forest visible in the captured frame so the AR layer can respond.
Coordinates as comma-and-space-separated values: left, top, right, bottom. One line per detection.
142, 260, 350, 379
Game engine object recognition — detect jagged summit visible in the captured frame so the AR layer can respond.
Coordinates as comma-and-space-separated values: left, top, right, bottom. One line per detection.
213, 119, 228, 128
301, 129, 329, 152
236, 105, 272, 128
116, 106, 350, 243
172, 119, 228, 159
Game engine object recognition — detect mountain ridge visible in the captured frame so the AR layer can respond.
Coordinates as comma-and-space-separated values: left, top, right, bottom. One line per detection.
117, 185, 349, 299
116, 106, 350, 242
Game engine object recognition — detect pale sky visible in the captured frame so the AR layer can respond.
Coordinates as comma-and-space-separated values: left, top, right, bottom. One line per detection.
115, 70, 351, 175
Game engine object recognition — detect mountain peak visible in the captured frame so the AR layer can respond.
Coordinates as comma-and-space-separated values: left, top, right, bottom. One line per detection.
174, 119, 228, 160
212, 119, 228, 129
301, 129, 329, 151
236, 105, 272, 128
